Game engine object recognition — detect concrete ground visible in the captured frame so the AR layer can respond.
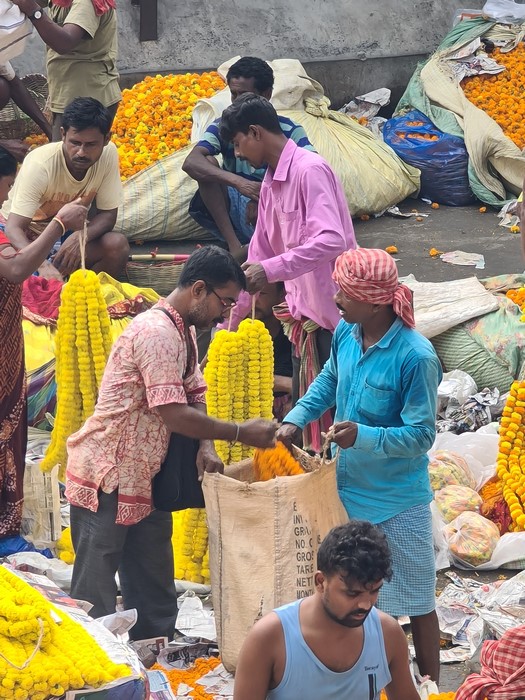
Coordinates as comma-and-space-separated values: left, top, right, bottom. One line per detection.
128, 200, 525, 284
129, 201, 524, 693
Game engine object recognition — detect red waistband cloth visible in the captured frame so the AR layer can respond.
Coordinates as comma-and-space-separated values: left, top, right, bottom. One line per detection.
332, 248, 415, 328
51, 0, 116, 15
455, 625, 525, 700
0, 231, 9, 246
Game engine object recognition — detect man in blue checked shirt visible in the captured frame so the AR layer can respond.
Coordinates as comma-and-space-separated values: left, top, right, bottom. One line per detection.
183, 56, 314, 256
277, 248, 442, 684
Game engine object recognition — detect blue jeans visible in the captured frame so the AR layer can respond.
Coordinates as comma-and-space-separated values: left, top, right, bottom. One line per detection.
189, 187, 255, 245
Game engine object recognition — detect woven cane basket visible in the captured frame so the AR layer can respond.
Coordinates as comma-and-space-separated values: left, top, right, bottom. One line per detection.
0, 73, 50, 140
125, 258, 189, 297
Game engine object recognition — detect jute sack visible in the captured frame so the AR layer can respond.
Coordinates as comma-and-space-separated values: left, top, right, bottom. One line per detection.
202, 450, 348, 673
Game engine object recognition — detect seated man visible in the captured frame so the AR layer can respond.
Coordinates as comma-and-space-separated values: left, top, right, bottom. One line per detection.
2, 96, 128, 280
183, 56, 314, 255
0, 61, 52, 162
234, 521, 420, 700
254, 281, 293, 421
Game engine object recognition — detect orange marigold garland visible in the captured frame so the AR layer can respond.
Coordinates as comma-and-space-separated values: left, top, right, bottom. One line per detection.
253, 442, 305, 481
496, 380, 525, 530
113, 72, 226, 180
152, 657, 220, 699
462, 45, 525, 149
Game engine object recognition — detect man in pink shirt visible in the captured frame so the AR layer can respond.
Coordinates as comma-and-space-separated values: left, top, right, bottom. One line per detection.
219, 93, 356, 450
65, 246, 277, 641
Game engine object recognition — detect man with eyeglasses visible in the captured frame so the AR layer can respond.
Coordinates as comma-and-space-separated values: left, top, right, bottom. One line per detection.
65, 246, 277, 641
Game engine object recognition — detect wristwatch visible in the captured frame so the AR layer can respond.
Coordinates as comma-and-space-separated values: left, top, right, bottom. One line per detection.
29, 8, 43, 20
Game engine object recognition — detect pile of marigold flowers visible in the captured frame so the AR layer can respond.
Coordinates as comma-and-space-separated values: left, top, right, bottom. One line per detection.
506, 286, 525, 322
112, 72, 225, 180
152, 657, 220, 699
0, 565, 130, 699
462, 43, 525, 149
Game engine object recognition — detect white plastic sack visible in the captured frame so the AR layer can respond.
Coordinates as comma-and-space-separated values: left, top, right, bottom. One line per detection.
438, 370, 478, 412
430, 432, 498, 490
483, 0, 525, 21
403, 275, 499, 339
0, 0, 32, 64
431, 501, 451, 571
191, 57, 325, 143
454, 532, 525, 571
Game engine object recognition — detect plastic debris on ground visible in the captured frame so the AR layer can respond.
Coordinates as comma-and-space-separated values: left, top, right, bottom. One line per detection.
440, 251, 486, 269
436, 569, 525, 662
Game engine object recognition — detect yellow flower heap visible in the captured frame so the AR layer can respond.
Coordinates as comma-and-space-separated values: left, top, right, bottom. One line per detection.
204, 318, 274, 463
0, 566, 129, 699
113, 71, 226, 180
173, 318, 273, 584
40, 269, 112, 480
496, 380, 525, 530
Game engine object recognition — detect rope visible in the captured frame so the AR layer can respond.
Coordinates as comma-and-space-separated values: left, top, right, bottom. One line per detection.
320, 425, 338, 465
0, 618, 45, 670
79, 220, 88, 271
251, 295, 256, 320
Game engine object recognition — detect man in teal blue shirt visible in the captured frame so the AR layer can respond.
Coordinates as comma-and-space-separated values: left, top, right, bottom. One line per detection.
277, 248, 442, 683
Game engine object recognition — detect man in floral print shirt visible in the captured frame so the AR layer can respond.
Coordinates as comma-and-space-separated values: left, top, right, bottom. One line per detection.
66, 246, 277, 640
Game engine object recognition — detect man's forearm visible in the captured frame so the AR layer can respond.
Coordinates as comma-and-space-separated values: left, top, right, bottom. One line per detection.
5, 222, 32, 250
191, 402, 215, 448
9, 77, 52, 139
184, 150, 242, 188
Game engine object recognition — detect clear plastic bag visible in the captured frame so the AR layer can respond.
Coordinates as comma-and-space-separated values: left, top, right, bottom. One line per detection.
429, 450, 476, 491
483, 0, 525, 21
436, 485, 483, 523
444, 512, 501, 567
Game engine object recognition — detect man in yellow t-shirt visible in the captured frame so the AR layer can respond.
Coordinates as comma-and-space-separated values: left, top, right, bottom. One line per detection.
2, 97, 128, 280
10, 0, 121, 141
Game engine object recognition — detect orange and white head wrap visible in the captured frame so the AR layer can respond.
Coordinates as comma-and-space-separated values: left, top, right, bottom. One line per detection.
333, 248, 415, 328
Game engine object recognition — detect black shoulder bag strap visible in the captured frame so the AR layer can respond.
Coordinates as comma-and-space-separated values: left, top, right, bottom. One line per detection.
151, 307, 204, 511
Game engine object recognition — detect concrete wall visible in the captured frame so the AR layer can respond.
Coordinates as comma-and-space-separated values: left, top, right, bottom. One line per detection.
12, 0, 485, 108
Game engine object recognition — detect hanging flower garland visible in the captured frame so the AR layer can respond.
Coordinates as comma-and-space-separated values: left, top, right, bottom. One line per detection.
496, 380, 525, 530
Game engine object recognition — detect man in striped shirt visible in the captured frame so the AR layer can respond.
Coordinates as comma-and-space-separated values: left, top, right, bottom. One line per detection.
183, 57, 314, 255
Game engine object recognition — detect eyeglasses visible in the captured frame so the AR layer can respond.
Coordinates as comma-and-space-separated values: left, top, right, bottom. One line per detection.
209, 288, 236, 309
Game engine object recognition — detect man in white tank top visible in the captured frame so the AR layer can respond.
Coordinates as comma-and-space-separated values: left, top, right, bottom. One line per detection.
234, 521, 420, 700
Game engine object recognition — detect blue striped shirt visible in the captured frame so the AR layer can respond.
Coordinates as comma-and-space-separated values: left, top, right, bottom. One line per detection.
197, 116, 314, 182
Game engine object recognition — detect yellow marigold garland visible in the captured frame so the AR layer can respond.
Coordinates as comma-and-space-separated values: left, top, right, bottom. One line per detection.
40, 270, 113, 480
0, 566, 129, 699
496, 380, 525, 530
113, 72, 226, 180
172, 509, 210, 585
462, 45, 525, 149
506, 287, 525, 322
203, 318, 274, 465
56, 527, 75, 565
253, 442, 305, 481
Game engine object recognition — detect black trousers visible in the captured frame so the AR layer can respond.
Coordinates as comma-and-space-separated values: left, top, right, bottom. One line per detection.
70, 490, 178, 641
